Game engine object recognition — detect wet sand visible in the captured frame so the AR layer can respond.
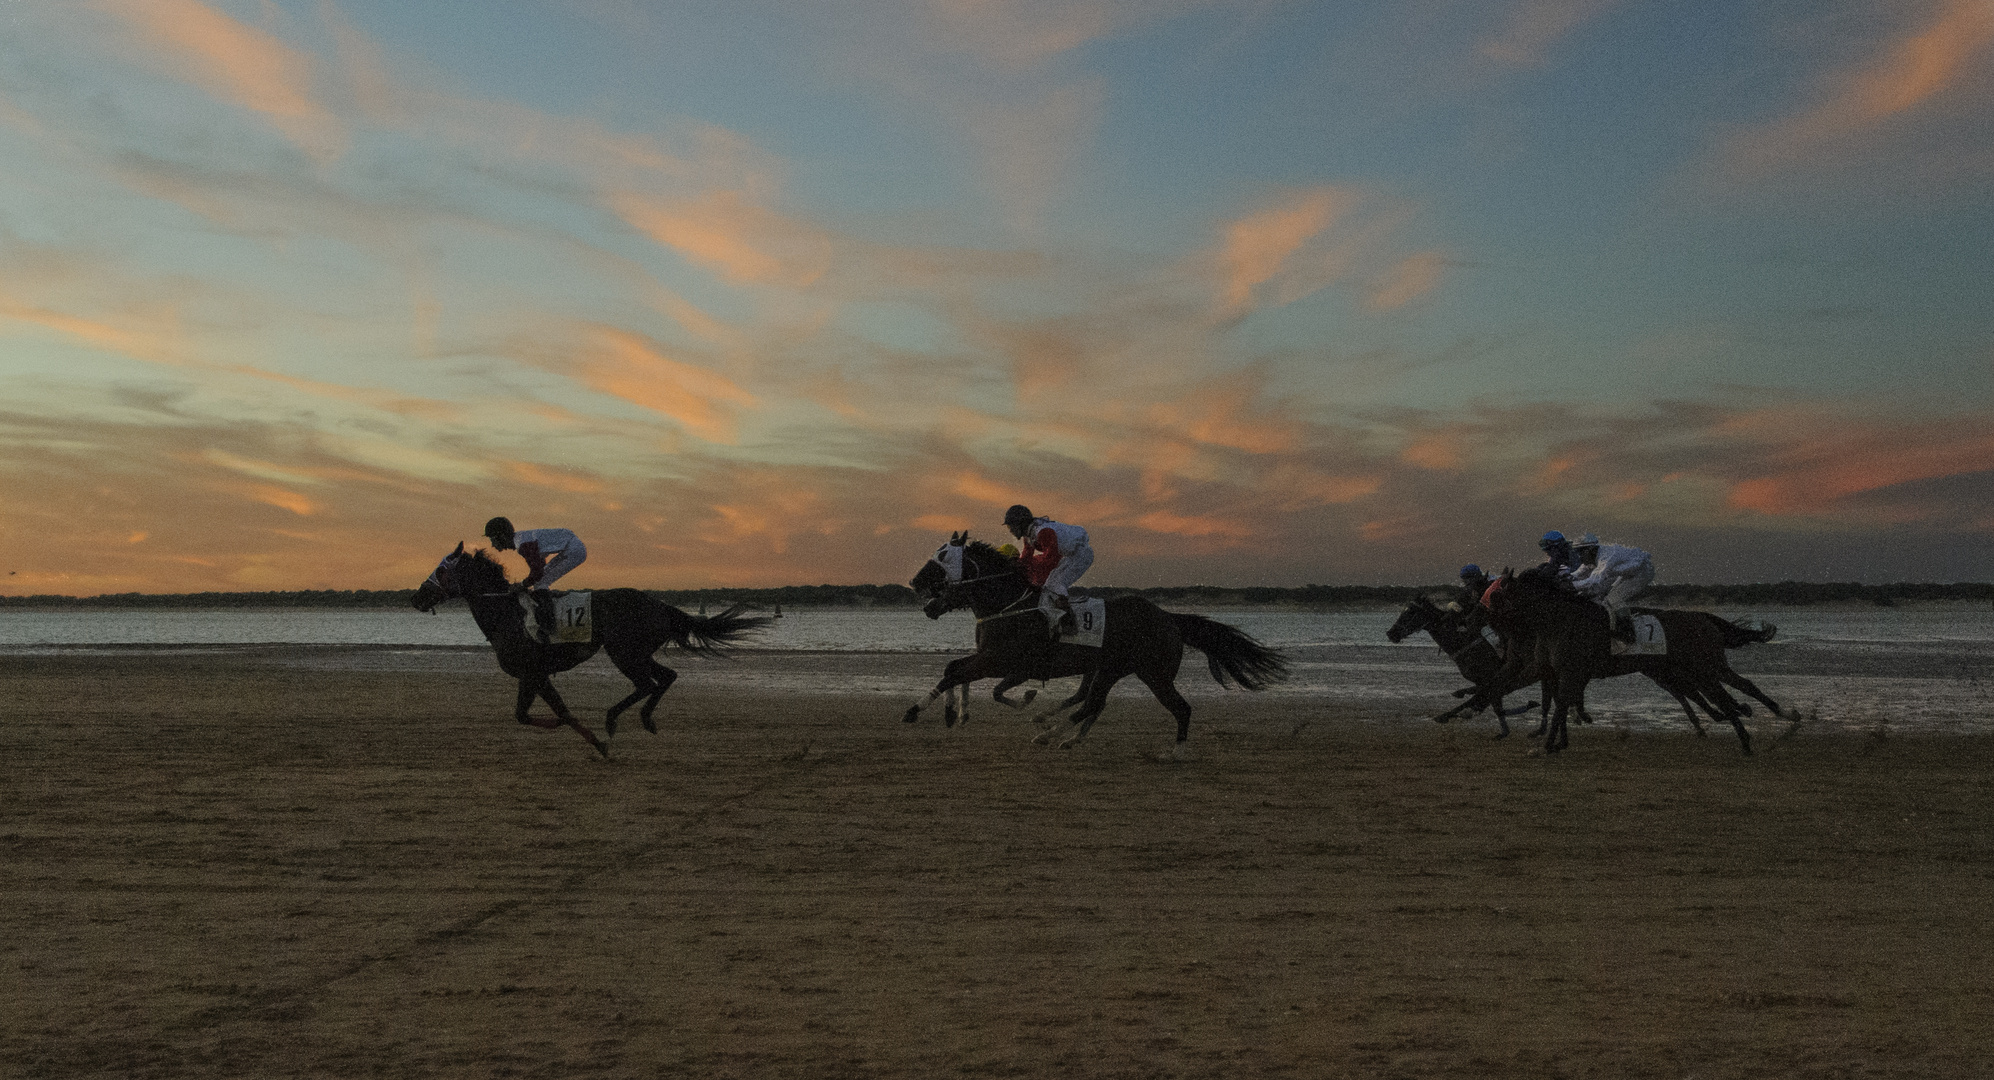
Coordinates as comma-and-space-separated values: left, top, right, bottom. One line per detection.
4, 646, 1993, 1078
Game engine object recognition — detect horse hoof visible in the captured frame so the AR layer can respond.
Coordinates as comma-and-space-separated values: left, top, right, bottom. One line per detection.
1021, 689, 1038, 705
642, 717, 658, 735
943, 706, 958, 728
903, 707, 921, 724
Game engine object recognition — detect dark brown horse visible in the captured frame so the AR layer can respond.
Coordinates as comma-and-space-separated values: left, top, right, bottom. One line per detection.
906, 534, 1287, 753
1384, 594, 1541, 736
1483, 569, 1782, 754
411, 543, 769, 756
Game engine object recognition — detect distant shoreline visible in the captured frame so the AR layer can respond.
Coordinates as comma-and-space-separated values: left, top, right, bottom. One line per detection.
1, 581, 1989, 611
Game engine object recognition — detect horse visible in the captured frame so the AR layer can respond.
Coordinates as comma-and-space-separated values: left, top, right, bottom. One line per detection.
1483, 568, 1783, 754
1389, 593, 1739, 742
905, 533, 1288, 753
1384, 594, 1541, 736
410, 543, 770, 756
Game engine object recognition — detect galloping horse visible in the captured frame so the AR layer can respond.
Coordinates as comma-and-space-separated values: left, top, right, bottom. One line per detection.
411, 543, 769, 756
1483, 569, 1782, 754
906, 533, 1288, 751
1384, 594, 1541, 736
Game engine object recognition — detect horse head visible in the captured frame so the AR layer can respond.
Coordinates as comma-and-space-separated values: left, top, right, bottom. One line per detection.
909, 531, 968, 602
411, 542, 509, 612
1385, 594, 1442, 643
909, 532, 1025, 620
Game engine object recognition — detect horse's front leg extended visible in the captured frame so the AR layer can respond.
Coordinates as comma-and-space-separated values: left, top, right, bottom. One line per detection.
906, 655, 979, 725
538, 678, 607, 758
517, 678, 561, 728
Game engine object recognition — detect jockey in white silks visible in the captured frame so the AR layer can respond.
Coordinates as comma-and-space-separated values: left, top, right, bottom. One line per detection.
1565, 533, 1653, 640
484, 517, 588, 632
1004, 504, 1094, 634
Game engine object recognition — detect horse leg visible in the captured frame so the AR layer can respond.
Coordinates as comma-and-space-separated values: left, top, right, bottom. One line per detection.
539, 677, 607, 758
992, 676, 1038, 708
638, 663, 678, 733
516, 678, 561, 728
906, 656, 979, 725
1058, 673, 1126, 749
1136, 670, 1194, 747
1029, 673, 1092, 726
1664, 682, 1710, 736
1718, 667, 1786, 720
603, 646, 659, 738
1031, 672, 1098, 745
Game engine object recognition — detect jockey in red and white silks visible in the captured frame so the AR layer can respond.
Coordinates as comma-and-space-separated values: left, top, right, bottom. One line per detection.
1004, 504, 1093, 630
483, 517, 588, 590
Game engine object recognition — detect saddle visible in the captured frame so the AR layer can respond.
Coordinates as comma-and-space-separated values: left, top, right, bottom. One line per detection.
1608, 610, 1666, 656
519, 590, 593, 645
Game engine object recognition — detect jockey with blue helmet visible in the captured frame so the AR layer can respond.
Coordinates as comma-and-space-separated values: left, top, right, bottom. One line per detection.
1537, 530, 1579, 574
1459, 563, 1492, 607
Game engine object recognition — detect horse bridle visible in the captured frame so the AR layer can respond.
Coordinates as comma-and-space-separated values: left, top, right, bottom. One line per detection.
928, 546, 1034, 619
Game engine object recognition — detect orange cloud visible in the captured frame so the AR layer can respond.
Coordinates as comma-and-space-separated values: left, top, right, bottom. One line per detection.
1477, 0, 1618, 67
0, 295, 168, 359
100, 0, 345, 160
502, 461, 607, 495
1142, 374, 1300, 455
248, 484, 319, 516
1725, 417, 1994, 516
1134, 510, 1252, 540
1722, 0, 1994, 176
1216, 188, 1356, 315
1367, 251, 1448, 311
951, 471, 1028, 508
1400, 431, 1465, 471
609, 189, 832, 288
568, 328, 757, 443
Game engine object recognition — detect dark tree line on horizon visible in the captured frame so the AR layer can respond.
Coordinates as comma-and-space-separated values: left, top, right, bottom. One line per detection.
2, 581, 1990, 610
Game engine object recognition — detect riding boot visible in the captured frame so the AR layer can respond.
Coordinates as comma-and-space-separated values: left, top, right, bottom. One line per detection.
1610, 612, 1635, 643
532, 590, 557, 637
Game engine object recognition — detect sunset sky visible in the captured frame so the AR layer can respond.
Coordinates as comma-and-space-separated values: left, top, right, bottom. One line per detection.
2, 0, 1991, 594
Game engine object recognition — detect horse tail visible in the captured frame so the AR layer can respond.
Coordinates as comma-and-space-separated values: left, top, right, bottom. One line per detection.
1169, 613, 1289, 691
1703, 612, 1776, 649
669, 603, 773, 653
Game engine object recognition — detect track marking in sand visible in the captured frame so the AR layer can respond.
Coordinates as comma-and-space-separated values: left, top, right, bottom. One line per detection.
164, 756, 830, 1033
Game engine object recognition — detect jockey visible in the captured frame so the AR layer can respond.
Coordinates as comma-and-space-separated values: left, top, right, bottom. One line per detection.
484, 517, 588, 632
1539, 530, 1571, 573
1458, 564, 1492, 608
1565, 533, 1654, 641
1004, 504, 1093, 634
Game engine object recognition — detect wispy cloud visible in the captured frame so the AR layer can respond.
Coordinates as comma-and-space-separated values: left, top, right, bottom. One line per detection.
1718, 0, 1994, 179
95, 0, 346, 160
1475, 0, 1618, 67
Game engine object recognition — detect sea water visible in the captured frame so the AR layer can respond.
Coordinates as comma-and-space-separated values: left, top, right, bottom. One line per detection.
3, 605, 1989, 733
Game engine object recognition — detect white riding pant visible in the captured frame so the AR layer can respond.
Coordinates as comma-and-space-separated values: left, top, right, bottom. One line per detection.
1601, 562, 1653, 621
533, 541, 587, 590
1036, 543, 1094, 625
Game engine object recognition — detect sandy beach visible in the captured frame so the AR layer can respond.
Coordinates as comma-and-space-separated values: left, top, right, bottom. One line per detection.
4, 644, 1993, 1078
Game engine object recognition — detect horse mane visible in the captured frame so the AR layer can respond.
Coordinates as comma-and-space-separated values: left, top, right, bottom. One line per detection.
962, 539, 1021, 573
460, 547, 511, 588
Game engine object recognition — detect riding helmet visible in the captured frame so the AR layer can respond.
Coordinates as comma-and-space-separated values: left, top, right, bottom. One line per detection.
1003, 505, 1034, 529
1538, 530, 1566, 550
483, 516, 514, 539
